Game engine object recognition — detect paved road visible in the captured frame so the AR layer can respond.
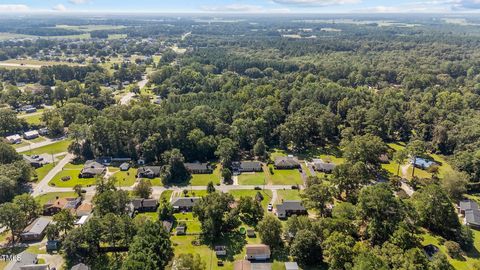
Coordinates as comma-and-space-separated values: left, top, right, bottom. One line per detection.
32, 153, 74, 197
16, 138, 66, 153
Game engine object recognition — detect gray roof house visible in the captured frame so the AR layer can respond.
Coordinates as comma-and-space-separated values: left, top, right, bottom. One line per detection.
131, 198, 159, 213
274, 156, 300, 169
171, 197, 201, 211
136, 166, 161, 179
20, 217, 50, 242
233, 161, 263, 172
71, 263, 90, 270
80, 160, 106, 178
459, 200, 478, 215
5, 252, 47, 270
465, 210, 480, 229
184, 163, 212, 174
312, 159, 336, 173
276, 201, 307, 219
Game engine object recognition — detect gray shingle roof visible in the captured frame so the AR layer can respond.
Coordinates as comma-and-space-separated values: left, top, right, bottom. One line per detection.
235, 161, 262, 171
274, 157, 299, 167
184, 163, 210, 171
22, 217, 50, 235
466, 209, 480, 226
276, 201, 306, 214
460, 200, 478, 212
171, 197, 200, 208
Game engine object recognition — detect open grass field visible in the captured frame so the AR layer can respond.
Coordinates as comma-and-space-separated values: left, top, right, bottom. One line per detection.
22, 139, 71, 155
267, 165, 303, 185
173, 212, 202, 234
421, 229, 480, 270
34, 163, 55, 182
161, 190, 173, 201
238, 172, 266, 185
228, 189, 273, 209
35, 191, 77, 205
49, 163, 96, 187
190, 165, 221, 186
276, 189, 302, 204
110, 168, 137, 187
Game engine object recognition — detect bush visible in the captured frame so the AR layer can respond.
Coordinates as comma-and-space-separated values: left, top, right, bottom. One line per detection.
254, 186, 262, 190
269, 167, 274, 174
445, 241, 462, 258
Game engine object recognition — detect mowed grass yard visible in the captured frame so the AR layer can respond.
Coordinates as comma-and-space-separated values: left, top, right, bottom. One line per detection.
49, 163, 96, 187
228, 189, 273, 210
35, 191, 77, 205
109, 167, 137, 187
190, 165, 221, 186
421, 229, 480, 270
21, 139, 72, 155
267, 165, 303, 185
276, 189, 302, 204
238, 172, 267, 185
34, 162, 55, 182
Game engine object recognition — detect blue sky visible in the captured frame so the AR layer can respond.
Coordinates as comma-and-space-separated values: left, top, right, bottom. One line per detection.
1, 0, 480, 13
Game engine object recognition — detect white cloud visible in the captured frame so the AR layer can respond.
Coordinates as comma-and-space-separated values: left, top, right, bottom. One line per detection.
271, 0, 361, 5
0, 4, 30, 12
452, 0, 480, 9
69, 0, 91, 4
53, 4, 68, 12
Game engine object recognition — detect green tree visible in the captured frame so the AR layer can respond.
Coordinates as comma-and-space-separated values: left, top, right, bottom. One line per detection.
407, 140, 426, 178
393, 149, 408, 176
357, 184, 404, 245
322, 231, 356, 270
290, 229, 323, 266
301, 182, 333, 217
53, 209, 76, 235
257, 214, 283, 248
12, 194, 40, 222
236, 196, 264, 226
133, 179, 153, 199
122, 220, 173, 270
206, 181, 216, 193
429, 253, 454, 270
0, 202, 27, 243
412, 185, 461, 240
158, 198, 174, 221
222, 168, 232, 183
441, 171, 468, 202
342, 134, 387, 167
253, 138, 267, 159
215, 138, 238, 167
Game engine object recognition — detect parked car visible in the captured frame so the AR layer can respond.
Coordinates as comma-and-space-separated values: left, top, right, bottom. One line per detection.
267, 204, 273, 211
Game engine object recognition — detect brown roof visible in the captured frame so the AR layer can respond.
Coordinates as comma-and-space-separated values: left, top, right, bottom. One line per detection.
245, 244, 271, 256
46, 197, 72, 209
76, 203, 93, 215
233, 260, 251, 270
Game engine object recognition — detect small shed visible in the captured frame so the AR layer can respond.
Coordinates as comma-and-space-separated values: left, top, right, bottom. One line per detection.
119, 162, 130, 171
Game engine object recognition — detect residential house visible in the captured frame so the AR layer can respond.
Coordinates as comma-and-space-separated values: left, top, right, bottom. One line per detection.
176, 225, 186, 235
43, 197, 82, 216
458, 200, 480, 229
184, 163, 213, 174
312, 159, 336, 173
76, 203, 93, 217
79, 160, 106, 178
245, 244, 271, 260
4, 252, 48, 270
171, 197, 200, 212
75, 215, 90, 226
20, 217, 50, 242
71, 263, 90, 270
119, 162, 130, 171
233, 161, 263, 173
136, 166, 161, 178
411, 157, 436, 170
276, 201, 307, 219
274, 156, 300, 169
131, 198, 159, 213
6, 134, 22, 144
23, 130, 39, 140
459, 200, 478, 215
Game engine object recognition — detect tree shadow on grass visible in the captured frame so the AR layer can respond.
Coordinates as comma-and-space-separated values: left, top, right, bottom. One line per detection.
271, 245, 289, 262
204, 232, 247, 262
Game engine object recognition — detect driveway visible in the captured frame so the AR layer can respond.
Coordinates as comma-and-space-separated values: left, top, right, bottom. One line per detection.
32, 153, 74, 197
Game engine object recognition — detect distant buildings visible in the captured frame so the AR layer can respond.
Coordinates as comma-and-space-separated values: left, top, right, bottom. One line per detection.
6, 134, 22, 144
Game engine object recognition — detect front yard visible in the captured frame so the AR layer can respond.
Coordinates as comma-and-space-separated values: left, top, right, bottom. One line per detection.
238, 172, 266, 185
49, 163, 96, 187
189, 164, 221, 186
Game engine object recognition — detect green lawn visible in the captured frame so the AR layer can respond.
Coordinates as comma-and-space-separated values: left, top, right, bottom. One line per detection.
161, 190, 173, 201
138, 177, 163, 186
190, 165, 221, 186
180, 190, 208, 198
35, 191, 77, 206
276, 189, 302, 204
110, 168, 137, 187
228, 189, 273, 209
12, 141, 30, 149
49, 163, 96, 187
22, 139, 72, 155
135, 212, 158, 221
238, 172, 267, 185
34, 163, 55, 182
173, 212, 202, 234
267, 165, 303, 185
318, 154, 345, 165
421, 229, 480, 270
22, 114, 43, 125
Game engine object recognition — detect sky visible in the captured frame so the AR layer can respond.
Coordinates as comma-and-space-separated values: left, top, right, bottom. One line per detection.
1, 0, 480, 14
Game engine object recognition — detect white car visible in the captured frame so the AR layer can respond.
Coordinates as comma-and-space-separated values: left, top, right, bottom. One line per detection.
267, 204, 273, 211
